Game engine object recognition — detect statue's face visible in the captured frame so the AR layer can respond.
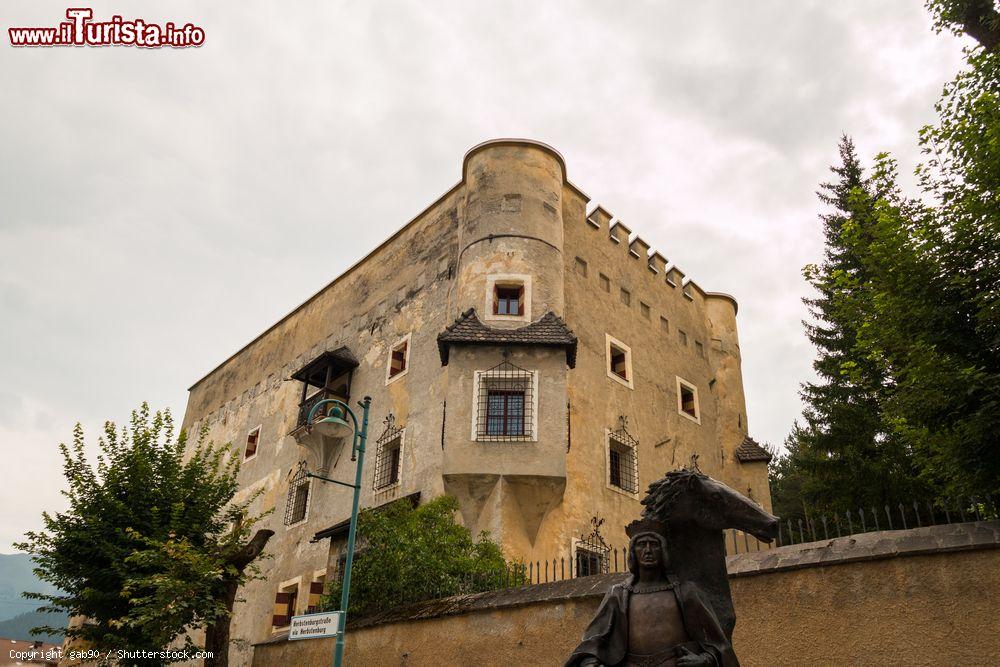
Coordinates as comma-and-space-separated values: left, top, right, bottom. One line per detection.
634, 536, 663, 568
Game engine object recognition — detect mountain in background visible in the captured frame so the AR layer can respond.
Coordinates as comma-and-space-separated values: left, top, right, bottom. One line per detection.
0, 609, 67, 643
0, 553, 64, 636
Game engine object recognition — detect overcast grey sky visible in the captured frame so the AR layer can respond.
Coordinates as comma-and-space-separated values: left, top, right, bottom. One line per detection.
1, 1, 970, 551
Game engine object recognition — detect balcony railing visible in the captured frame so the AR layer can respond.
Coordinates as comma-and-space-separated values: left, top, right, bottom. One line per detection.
296, 389, 348, 428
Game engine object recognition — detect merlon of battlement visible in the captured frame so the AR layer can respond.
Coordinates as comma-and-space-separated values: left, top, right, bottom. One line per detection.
609, 220, 631, 245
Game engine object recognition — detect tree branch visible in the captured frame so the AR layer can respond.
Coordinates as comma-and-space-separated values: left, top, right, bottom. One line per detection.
226, 529, 274, 571
963, 0, 1000, 51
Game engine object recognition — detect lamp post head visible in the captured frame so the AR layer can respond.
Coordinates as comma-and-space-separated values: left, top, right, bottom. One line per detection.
313, 403, 354, 440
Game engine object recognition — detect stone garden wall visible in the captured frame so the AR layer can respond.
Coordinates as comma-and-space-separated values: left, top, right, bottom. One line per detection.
253, 521, 1000, 667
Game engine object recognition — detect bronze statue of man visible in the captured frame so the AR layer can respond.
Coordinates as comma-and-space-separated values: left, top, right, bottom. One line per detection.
565, 518, 737, 667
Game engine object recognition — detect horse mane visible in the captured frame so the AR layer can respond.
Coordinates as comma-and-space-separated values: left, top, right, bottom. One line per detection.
641, 468, 706, 523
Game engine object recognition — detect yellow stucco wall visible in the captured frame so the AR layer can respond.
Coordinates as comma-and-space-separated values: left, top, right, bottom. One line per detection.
252, 542, 1000, 667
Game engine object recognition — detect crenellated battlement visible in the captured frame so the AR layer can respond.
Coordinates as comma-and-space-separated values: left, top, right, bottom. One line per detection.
578, 200, 723, 311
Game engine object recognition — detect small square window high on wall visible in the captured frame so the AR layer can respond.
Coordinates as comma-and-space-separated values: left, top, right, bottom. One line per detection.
494, 284, 524, 316
678, 329, 688, 346
386, 334, 411, 384
640, 302, 651, 319
575, 257, 588, 277
244, 426, 260, 460
620, 288, 631, 306
605, 335, 633, 389
599, 274, 611, 293
677, 377, 700, 423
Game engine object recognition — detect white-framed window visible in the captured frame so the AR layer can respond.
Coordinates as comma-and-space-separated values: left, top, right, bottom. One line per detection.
373, 425, 404, 491
677, 377, 701, 424
272, 577, 301, 629
485, 274, 532, 323
471, 360, 538, 442
244, 425, 261, 460
605, 335, 634, 389
606, 428, 639, 497
385, 333, 411, 385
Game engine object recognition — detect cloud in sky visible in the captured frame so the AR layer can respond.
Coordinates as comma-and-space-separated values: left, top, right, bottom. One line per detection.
0, 0, 968, 550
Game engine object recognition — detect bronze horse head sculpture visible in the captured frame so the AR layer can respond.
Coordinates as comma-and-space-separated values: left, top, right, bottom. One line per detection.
641, 468, 779, 639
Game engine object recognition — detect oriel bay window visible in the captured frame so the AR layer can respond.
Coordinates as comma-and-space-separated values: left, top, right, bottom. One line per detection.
290, 347, 358, 428
473, 360, 537, 442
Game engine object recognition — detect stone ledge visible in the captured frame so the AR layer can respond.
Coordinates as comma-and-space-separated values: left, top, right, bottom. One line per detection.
253, 520, 1000, 645
727, 519, 1000, 577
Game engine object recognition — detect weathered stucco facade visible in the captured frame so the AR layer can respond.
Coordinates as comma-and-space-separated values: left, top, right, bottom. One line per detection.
180, 139, 771, 663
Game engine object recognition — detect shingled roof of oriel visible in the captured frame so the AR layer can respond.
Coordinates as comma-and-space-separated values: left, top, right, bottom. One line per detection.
735, 436, 772, 463
437, 308, 578, 367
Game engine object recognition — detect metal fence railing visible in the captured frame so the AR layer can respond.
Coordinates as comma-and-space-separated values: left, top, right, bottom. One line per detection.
330, 499, 998, 617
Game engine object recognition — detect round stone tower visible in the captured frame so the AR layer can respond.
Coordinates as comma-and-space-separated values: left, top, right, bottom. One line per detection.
455, 139, 566, 324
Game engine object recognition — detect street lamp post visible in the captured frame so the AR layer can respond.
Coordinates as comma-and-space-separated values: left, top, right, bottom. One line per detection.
304, 395, 372, 667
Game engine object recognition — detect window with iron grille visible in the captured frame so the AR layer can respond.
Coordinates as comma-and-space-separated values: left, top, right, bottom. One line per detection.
373, 415, 404, 491
473, 360, 536, 441
575, 516, 611, 577
284, 463, 311, 526
607, 418, 639, 495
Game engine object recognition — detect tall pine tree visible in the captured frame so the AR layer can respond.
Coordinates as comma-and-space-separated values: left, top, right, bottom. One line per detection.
774, 138, 926, 517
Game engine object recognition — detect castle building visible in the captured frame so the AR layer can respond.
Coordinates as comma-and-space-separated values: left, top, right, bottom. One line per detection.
180, 139, 772, 658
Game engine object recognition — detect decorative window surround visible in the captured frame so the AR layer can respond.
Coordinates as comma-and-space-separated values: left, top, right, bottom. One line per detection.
385, 333, 412, 385
244, 425, 261, 461
677, 376, 701, 424
605, 335, 634, 389
485, 274, 532, 323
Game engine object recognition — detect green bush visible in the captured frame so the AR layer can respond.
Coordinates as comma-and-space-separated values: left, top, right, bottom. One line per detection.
321, 496, 523, 618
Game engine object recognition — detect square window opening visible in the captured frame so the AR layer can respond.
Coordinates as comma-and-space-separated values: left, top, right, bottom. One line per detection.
660, 316, 670, 332
640, 302, 651, 319
679, 381, 699, 421
272, 584, 299, 628
679, 329, 688, 346
494, 284, 525, 317
388, 339, 409, 379
599, 274, 611, 293
575, 257, 588, 277
244, 427, 260, 460
610, 345, 628, 381
620, 288, 631, 306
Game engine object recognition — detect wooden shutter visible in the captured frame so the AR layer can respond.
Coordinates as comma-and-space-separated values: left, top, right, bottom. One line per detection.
517, 286, 525, 316
272, 591, 291, 627
307, 580, 324, 613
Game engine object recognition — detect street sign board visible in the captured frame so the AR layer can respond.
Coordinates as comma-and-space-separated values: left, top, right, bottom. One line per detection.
288, 610, 343, 640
